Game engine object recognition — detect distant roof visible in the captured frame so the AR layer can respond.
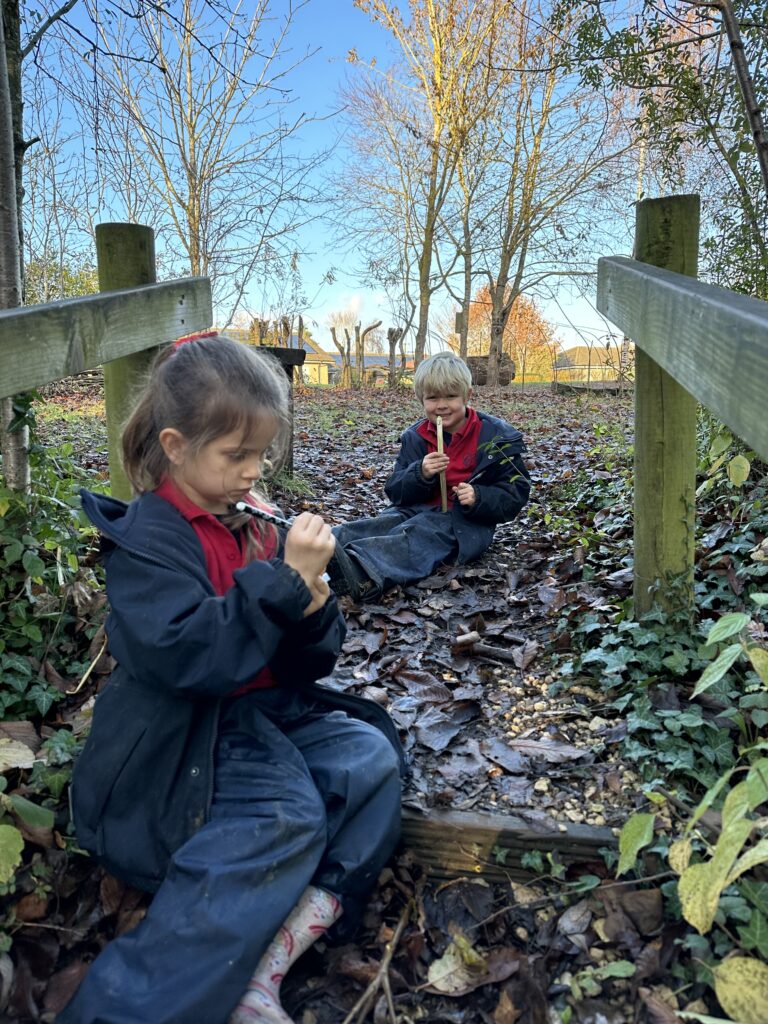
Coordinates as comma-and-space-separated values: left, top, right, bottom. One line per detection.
327, 352, 414, 369
555, 344, 624, 368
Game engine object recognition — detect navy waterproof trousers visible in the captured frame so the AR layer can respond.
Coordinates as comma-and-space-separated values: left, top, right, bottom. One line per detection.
57, 690, 402, 1024
333, 508, 459, 591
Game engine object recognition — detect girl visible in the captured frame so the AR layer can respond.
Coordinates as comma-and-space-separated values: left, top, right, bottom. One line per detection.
59, 334, 403, 1024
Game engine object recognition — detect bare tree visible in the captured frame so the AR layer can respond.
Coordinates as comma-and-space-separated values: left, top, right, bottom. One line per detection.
349, 0, 516, 365
75, 0, 322, 324
472, 2, 633, 384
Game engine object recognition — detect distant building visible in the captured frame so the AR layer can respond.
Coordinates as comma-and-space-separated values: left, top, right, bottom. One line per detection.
327, 351, 415, 386
220, 328, 415, 386
555, 343, 629, 382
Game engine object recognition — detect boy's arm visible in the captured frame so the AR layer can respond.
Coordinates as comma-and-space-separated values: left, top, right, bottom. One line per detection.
459, 438, 531, 525
384, 430, 436, 506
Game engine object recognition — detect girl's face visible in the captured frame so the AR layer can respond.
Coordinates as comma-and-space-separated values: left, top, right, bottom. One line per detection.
421, 389, 471, 433
160, 418, 278, 514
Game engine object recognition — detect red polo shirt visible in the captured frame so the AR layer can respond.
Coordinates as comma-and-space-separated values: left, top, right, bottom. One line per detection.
415, 407, 482, 507
154, 478, 278, 690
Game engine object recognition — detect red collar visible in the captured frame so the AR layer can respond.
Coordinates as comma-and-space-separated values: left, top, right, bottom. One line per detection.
155, 476, 219, 523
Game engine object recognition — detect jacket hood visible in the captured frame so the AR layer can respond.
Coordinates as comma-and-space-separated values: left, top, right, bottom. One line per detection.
80, 488, 205, 571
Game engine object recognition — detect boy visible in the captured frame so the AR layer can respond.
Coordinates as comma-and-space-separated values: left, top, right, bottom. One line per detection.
328, 351, 531, 602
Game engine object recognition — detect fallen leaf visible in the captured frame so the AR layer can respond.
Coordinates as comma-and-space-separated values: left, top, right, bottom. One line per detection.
508, 736, 588, 763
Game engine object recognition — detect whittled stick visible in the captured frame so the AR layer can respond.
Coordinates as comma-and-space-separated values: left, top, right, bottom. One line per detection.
436, 415, 448, 513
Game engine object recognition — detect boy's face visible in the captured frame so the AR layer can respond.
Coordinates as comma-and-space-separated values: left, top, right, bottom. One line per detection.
421, 388, 471, 433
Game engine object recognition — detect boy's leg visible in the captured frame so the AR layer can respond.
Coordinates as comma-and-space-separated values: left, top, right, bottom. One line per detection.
56, 705, 331, 1024
335, 509, 458, 593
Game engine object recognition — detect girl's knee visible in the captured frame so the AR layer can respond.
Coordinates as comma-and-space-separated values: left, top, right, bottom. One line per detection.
357, 725, 402, 787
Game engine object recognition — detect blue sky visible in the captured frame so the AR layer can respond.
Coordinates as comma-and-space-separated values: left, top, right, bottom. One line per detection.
275, 1, 398, 341
43, 0, 623, 354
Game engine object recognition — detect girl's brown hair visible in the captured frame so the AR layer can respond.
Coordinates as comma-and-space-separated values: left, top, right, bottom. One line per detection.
122, 335, 290, 553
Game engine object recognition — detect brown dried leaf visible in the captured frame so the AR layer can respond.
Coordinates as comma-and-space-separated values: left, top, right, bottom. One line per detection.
493, 987, 523, 1024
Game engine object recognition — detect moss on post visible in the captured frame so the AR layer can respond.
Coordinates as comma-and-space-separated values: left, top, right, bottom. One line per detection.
96, 224, 158, 501
633, 196, 699, 616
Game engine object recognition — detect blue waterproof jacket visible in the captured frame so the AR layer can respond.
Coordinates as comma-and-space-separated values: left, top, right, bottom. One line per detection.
384, 411, 531, 562
72, 490, 403, 892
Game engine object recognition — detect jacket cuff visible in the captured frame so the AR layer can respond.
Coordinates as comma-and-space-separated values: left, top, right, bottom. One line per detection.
236, 560, 312, 625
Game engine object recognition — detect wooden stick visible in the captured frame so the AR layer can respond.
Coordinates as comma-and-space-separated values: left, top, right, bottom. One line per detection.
340, 900, 412, 1024
436, 415, 448, 513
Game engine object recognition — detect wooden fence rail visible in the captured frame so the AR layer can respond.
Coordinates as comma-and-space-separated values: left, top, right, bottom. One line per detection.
597, 194, 768, 615
597, 255, 768, 461
0, 278, 212, 400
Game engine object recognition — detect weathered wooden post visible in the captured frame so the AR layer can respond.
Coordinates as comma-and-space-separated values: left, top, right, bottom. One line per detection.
96, 224, 158, 501
633, 195, 699, 616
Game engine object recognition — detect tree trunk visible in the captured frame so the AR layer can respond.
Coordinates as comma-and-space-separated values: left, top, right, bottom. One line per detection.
387, 327, 403, 388
0, 2, 27, 491
487, 308, 508, 388
329, 326, 352, 387
354, 323, 363, 387
359, 319, 383, 387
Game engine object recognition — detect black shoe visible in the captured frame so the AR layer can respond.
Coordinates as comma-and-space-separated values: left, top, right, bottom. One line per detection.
327, 545, 380, 603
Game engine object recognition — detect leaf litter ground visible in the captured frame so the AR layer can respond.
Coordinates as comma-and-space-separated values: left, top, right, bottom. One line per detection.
8, 382, 694, 1024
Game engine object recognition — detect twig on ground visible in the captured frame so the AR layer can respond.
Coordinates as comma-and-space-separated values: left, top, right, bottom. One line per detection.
453, 630, 523, 665
340, 900, 413, 1024
67, 633, 108, 695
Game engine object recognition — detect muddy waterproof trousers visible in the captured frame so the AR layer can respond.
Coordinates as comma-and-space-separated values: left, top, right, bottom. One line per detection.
57, 690, 402, 1024
333, 508, 459, 591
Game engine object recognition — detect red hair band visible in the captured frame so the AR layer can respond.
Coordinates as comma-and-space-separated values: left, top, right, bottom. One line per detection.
172, 330, 219, 349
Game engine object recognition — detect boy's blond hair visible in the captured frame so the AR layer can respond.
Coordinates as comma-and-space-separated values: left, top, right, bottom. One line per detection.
413, 352, 473, 402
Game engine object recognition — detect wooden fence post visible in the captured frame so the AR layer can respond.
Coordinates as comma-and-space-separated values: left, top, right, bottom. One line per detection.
633, 195, 699, 616
96, 224, 158, 501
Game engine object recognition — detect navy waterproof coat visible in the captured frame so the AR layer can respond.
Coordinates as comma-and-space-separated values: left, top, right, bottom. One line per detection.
72, 489, 403, 893
384, 410, 531, 562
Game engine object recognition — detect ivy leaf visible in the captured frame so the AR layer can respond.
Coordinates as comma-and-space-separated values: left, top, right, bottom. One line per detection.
750, 593, 768, 608
692, 644, 742, 698
740, 879, 768, 917
662, 649, 690, 674
27, 685, 58, 717
0, 824, 24, 884
714, 956, 768, 1024
3, 540, 24, 565
21, 550, 45, 579
738, 910, 768, 958
617, 812, 655, 876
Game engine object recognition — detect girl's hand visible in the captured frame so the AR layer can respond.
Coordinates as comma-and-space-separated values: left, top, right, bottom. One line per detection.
422, 452, 450, 479
453, 482, 476, 507
284, 513, 335, 586
303, 575, 330, 617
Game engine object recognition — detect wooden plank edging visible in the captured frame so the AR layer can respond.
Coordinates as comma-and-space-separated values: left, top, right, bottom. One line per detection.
401, 807, 617, 882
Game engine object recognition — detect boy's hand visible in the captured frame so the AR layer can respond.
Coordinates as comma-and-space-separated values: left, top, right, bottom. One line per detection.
284, 513, 335, 587
453, 482, 476, 507
422, 452, 450, 479
303, 575, 330, 617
